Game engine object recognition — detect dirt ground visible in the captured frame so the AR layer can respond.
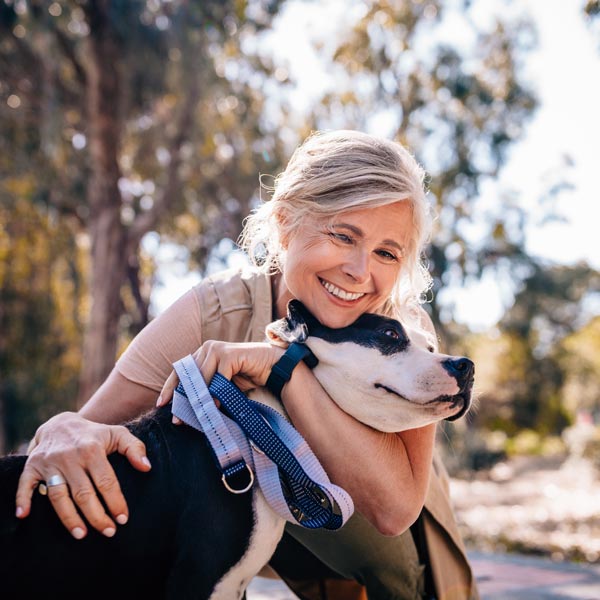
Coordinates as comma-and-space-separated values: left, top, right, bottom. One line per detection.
449, 455, 600, 564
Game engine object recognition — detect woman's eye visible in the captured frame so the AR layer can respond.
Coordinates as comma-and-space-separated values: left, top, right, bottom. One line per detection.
376, 249, 398, 261
384, 329, 399, 339
330, 232, 352, 244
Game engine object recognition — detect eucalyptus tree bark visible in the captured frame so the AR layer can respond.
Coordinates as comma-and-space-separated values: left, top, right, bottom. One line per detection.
77, 0, 126, 406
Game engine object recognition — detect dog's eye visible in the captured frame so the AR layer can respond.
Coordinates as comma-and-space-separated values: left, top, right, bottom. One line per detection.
428, 346, 435, 353
384, 329, 400, 339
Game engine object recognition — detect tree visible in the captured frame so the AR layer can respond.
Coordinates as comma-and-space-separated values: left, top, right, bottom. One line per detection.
559, 316, 600, 419
0, 199, 84, 452
0, 0, 286, 409
465, 262, 600, 435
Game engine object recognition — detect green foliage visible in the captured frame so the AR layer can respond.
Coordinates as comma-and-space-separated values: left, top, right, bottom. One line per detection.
559, 316, 600, 417
0, 0, 287, 264
0, 0, 288, 444
0, 198, 84, 450
461, 262, 600, 441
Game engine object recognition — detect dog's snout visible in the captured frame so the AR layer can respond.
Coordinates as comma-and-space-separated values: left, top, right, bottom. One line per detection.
442, 357, 474, 387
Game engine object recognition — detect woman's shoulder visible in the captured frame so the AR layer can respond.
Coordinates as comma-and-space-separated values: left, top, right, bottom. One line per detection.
188, 266, 273, 343
190, 265, 271, 317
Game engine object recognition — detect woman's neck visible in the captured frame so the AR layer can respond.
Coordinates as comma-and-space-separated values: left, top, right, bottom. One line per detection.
271, 272, 293, 320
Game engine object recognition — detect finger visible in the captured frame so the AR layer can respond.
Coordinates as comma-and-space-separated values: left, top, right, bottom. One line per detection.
86, 453, 130, 527
197, 350, 220, 384
231, 374, 257, 393
111, 425, 151, 472
157, 370, 179, 406
15, 463, 44, 519
172, 415, 183, 425
47, 469, 115, 538
42, 476, 89, 539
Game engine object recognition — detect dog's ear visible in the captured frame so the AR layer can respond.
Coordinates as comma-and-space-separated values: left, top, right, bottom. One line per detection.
287, 299, 320, 329
265, 300, 312, 346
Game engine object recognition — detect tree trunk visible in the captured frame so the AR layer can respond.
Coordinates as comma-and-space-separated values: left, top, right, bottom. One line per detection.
77, 1, 127, 405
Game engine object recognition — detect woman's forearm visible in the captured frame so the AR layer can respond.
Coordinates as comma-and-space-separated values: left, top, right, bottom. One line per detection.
79, 369, 158, 425
281, 362, 436, 536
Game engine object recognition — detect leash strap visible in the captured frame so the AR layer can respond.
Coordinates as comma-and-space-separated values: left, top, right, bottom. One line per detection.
209, 372, 353, 529
172, 356, 253, 493
171, 355, 354, 530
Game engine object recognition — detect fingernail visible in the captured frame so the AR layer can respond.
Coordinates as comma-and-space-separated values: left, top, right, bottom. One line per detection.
103, 527, 116, 538
156, 395, 163, 407
141, 456, 151, 468
116, 513, 128, 525
71, 527, 86, 540
15, 506, 23, 518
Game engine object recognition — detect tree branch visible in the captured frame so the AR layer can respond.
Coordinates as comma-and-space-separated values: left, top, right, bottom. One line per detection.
51, 21, 87, 87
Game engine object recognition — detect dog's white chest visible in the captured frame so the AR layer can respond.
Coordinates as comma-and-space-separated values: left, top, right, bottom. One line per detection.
208, 490, 285, 600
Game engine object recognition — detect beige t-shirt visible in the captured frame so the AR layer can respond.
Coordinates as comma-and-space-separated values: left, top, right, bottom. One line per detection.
116, 266, 273, 392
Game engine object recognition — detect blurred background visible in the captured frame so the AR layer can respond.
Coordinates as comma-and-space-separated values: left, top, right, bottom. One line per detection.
1, 0, 599, 566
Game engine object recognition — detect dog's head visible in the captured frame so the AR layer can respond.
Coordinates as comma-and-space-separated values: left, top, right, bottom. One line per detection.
266, 300, 474, 433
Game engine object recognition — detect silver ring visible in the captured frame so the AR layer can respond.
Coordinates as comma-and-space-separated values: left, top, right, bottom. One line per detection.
46, 474, 67, 487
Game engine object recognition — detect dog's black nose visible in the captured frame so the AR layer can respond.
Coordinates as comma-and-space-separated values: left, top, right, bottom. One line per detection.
442, 357, 474, 387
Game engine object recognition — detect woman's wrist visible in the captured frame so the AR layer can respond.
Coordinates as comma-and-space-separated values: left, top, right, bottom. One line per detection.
265, 343, 318, 398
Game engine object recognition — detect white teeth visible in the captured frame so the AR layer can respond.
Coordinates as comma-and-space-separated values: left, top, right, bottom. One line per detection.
321, 280, 365, 301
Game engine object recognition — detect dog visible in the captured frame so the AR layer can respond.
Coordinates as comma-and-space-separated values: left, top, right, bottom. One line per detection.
0, 300, 474, 600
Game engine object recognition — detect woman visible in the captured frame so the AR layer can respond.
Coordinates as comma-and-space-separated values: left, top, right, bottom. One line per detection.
16, 130, 477, 599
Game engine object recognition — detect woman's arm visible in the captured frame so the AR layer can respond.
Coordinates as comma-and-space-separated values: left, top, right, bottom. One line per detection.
281, 362, 435, 536
81, 368, 158, 424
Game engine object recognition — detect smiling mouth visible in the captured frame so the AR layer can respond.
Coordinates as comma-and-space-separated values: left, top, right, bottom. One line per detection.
319, 278, 365, 302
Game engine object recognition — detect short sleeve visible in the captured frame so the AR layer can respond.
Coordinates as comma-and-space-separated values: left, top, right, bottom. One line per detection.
115, 286, 204, 392
114, 267, 272, 392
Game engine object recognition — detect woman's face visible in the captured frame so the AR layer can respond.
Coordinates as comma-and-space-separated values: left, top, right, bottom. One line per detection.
278, 202, 413, 328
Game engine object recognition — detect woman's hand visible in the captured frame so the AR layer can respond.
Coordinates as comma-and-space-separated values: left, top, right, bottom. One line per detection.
16, 412, 151, 539
157, 341, 284, 408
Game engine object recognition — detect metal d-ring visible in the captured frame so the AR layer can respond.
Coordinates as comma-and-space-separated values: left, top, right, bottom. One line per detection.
221, 464, 254, 494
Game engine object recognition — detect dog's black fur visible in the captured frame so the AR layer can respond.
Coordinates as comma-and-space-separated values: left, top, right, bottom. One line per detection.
0, 406, 256, 600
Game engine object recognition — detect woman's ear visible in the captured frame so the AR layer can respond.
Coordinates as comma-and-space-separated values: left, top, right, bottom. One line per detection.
272, 207, 290, 249
278, 221, 291, 249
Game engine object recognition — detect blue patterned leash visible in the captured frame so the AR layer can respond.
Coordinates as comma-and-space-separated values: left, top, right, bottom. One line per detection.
171, 354, 353, 530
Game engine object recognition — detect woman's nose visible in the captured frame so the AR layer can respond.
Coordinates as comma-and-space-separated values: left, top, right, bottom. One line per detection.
342, 250, 370, 283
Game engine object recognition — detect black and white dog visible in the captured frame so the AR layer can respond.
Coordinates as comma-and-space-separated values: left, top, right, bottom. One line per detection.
0, 301, 473, 600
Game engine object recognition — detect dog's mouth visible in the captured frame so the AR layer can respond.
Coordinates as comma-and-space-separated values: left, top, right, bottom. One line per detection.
437, 393, 471, 421
374, 383, 472, 421
374, 383, 407, 400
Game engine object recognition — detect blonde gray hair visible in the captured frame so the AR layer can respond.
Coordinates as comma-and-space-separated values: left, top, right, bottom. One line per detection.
239, 130, 434, 321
